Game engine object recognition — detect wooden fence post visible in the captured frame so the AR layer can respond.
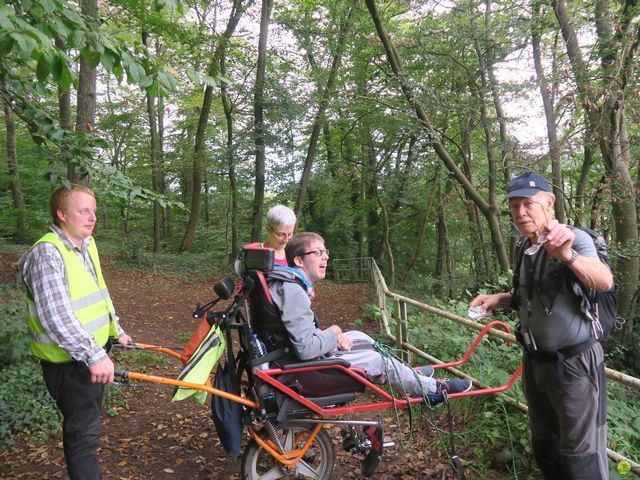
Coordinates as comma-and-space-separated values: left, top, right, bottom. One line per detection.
395, 299, 410, 363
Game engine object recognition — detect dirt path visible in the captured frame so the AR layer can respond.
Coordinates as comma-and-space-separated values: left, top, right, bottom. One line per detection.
0, 256, 490, 480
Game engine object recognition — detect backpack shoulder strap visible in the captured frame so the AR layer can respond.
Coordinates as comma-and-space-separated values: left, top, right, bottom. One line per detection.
511, 236, 528, 308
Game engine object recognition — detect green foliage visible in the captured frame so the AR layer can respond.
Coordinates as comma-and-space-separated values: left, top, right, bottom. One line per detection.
178, 331, 192, 343
108, 239, 230, 284
607, 382, 640, 460
0, 281, 61, 448
0, 287, 30, 365
470, 401, 533, 478
103, 382, 128, 417
110, 348, 169, 373
0, 0, 178, 90
0, 360, 60, 449
0, 0, 188, 205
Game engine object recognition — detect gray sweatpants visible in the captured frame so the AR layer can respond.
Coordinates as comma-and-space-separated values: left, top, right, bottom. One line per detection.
331, 331, 437, 396
523, 341, 609, 480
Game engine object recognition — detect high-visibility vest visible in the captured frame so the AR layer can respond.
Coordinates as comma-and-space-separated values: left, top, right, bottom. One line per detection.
26, 232, 118, 362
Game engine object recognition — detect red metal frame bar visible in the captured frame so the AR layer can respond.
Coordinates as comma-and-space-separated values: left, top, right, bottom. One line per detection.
118, 320, 523, 416
432, 320, 514, 370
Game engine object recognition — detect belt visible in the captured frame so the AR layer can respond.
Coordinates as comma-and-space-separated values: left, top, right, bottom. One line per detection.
524, 337, 596, 362
523, 337, 597, 391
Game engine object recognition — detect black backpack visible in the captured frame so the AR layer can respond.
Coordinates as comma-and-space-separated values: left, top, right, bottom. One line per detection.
512, 226, 624, 342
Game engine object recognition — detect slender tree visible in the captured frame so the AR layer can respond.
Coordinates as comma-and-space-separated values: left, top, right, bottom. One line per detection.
142, 32, 163, 252
73, 0, 98, 185
4, 100, 27, 234
532, 2, 565, 222
293, 1, 355, 220
180, 0, 251, 252
220, 51, 239, 261
250, 0, 274, 241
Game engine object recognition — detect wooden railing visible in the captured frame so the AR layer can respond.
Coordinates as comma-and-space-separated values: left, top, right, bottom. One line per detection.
335, 257, 640, 474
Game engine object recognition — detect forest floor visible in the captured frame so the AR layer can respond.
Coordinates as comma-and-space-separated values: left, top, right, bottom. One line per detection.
0, 251, 500, 480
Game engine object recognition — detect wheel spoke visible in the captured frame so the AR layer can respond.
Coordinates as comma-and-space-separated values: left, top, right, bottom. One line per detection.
296, 459, 321, 479
282, 429, 296, 451
258, 465, 289, 480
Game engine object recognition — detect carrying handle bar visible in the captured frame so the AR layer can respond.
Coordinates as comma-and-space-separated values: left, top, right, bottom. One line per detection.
433, 320, 513, 370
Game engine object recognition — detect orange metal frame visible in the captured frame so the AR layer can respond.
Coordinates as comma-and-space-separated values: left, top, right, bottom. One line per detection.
247, 423, 324, 469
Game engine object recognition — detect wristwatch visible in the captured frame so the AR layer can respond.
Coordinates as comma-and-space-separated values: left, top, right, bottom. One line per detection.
563, 249, 579, 265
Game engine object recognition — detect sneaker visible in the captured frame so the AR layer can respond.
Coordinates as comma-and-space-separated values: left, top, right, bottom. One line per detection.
416, 365, 435, 378
425, 378, 472, 406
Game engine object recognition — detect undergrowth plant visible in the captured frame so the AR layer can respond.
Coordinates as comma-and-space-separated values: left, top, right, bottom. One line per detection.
109, 348, 170, 373
100, 231, 232, 284
0, 284, 59, 449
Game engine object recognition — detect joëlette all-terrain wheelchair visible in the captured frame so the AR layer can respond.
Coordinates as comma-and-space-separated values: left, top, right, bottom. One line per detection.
115, 246, 523, 480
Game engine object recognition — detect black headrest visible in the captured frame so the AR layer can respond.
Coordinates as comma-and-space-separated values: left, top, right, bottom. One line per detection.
235, 245, 275, 277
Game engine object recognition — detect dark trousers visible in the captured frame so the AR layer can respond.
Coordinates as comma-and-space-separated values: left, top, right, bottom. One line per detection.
523, 342, 608, 480
42, 360, 105, 480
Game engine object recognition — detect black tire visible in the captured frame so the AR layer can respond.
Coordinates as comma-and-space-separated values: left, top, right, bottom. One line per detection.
241, 421, 335, 480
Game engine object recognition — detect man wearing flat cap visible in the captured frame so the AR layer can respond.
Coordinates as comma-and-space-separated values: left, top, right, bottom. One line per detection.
471, 172, 614, 479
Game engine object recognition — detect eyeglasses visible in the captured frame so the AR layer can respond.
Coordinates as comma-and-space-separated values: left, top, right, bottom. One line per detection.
508, 199, 546, 214
302, 248, 329, 257
273, 231, 294, 240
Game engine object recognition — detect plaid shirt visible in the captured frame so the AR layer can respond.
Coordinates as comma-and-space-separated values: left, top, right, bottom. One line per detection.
21, 225, 124, 365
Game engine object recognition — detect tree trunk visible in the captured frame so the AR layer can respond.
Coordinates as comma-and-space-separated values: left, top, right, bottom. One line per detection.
323, 123, 337, 178
391, 135, 416, 214
157, 72, 169, 237
552, 0, 639, 339
180, 0, 250, 252
4, 101, 26, 234
364, 140, 379, 259
575, 114, 595, 226
294, 2, 354, 219
73, 0, 98, 185
472, 37, 501, 248
357, 159, 367, 259
142, 32, 163, 253
221, 53, 239, 261
375, 188, 395, 287
403, 170, 440, 281
532, 3, 565, 222
250, 0, 274, 241
434, 179, 455, 299
54, 37, 74, 180
364, 0, 510, 272
487, 68, 512, 186
460, 115, 490, 286
434, 178, 447, 297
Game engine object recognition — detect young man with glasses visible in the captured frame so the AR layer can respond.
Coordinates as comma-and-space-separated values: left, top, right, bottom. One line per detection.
266, 232, 471, 404
470, 172, 613, 479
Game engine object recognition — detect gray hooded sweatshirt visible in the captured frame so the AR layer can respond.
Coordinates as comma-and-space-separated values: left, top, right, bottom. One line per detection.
267, 268, 337, 360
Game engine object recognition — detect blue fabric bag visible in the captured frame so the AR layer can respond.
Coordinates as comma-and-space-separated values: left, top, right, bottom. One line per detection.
211, 354, 244, 457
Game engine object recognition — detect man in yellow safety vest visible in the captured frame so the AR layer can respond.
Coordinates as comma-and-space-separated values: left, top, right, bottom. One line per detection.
20, 184, 132, 480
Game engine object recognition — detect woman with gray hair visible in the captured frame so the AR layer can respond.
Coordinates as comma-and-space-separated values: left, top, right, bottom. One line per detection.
254, 205, 296, 267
